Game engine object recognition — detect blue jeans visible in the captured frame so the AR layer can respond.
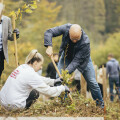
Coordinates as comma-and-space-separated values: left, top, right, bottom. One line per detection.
57, 52, 104, 107
109, 77, 120, 101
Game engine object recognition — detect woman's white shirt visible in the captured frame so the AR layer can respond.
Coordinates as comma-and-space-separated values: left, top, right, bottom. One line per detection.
0, 64, 65, 110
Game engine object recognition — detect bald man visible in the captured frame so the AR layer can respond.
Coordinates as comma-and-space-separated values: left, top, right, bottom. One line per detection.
44, 23, 104, 108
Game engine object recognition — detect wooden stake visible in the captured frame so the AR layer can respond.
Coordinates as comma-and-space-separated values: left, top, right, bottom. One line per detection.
12, 15, 18, 67
102, 65, 107, 101
51, 55, 73, 103
81, 74, 86, 97
102, 65, 107, 115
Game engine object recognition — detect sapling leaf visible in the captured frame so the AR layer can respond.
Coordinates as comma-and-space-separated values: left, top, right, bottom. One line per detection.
25, 8, 33, 13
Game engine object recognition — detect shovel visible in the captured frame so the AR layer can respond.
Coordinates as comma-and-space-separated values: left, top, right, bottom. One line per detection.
50, 55, 73, 103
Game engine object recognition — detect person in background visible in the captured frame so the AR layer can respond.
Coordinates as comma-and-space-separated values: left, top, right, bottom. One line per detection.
0, 3, 19, 79
106, 53, 120, 101
0, 49, 70, 111
46, 53, 59, 79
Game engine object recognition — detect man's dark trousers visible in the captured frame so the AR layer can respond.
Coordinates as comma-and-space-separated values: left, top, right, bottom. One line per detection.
109, 76, 120, 101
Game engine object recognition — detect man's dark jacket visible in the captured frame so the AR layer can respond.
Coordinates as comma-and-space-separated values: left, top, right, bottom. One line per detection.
106, 58, 120, 77
44, 23, 90, 74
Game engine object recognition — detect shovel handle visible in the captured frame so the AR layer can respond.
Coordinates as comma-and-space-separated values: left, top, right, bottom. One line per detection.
50, 55, 73, 103
51, 55, 62, 78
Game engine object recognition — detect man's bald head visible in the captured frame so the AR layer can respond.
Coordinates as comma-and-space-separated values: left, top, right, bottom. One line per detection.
69, 24, 82, 43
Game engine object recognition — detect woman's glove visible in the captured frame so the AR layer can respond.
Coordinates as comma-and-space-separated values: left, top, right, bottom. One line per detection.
64, 86, 70, 93
54, 78, 62, 86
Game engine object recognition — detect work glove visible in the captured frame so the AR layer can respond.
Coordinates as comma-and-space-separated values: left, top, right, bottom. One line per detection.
13, 28, 20, 39
64, 85, 70, 93
54, 78, 63, 86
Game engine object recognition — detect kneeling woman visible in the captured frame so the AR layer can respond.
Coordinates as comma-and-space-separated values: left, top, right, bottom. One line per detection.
0, 50, 69, 111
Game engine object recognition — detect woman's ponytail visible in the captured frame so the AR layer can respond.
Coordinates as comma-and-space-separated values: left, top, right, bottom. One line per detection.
25, 49, 44, 64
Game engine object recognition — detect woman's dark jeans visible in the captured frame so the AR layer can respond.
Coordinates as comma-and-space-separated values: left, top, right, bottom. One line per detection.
25, 89, 39, 109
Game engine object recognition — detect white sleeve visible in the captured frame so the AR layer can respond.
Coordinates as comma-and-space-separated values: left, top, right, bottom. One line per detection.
40, 76, 55, 86
28, 73, 65, 97
36, 85, 65, 97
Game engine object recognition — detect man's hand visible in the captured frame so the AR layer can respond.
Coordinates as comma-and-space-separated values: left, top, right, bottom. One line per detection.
64, 86, 70, 93
46, 46, 53, 57
13, 28, 20, 39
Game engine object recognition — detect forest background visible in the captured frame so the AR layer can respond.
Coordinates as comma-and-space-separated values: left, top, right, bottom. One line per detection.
2, 0, 120, 80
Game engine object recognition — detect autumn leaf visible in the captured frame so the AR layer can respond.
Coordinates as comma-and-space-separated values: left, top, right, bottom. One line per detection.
25, 8, 33, 13
19, 13, 22, 21
30, 4, 37, 9
9, 11, 16, 17
22, 4, 28, 9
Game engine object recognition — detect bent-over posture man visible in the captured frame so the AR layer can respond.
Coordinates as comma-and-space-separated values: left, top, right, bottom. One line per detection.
44, 23, 104, 108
